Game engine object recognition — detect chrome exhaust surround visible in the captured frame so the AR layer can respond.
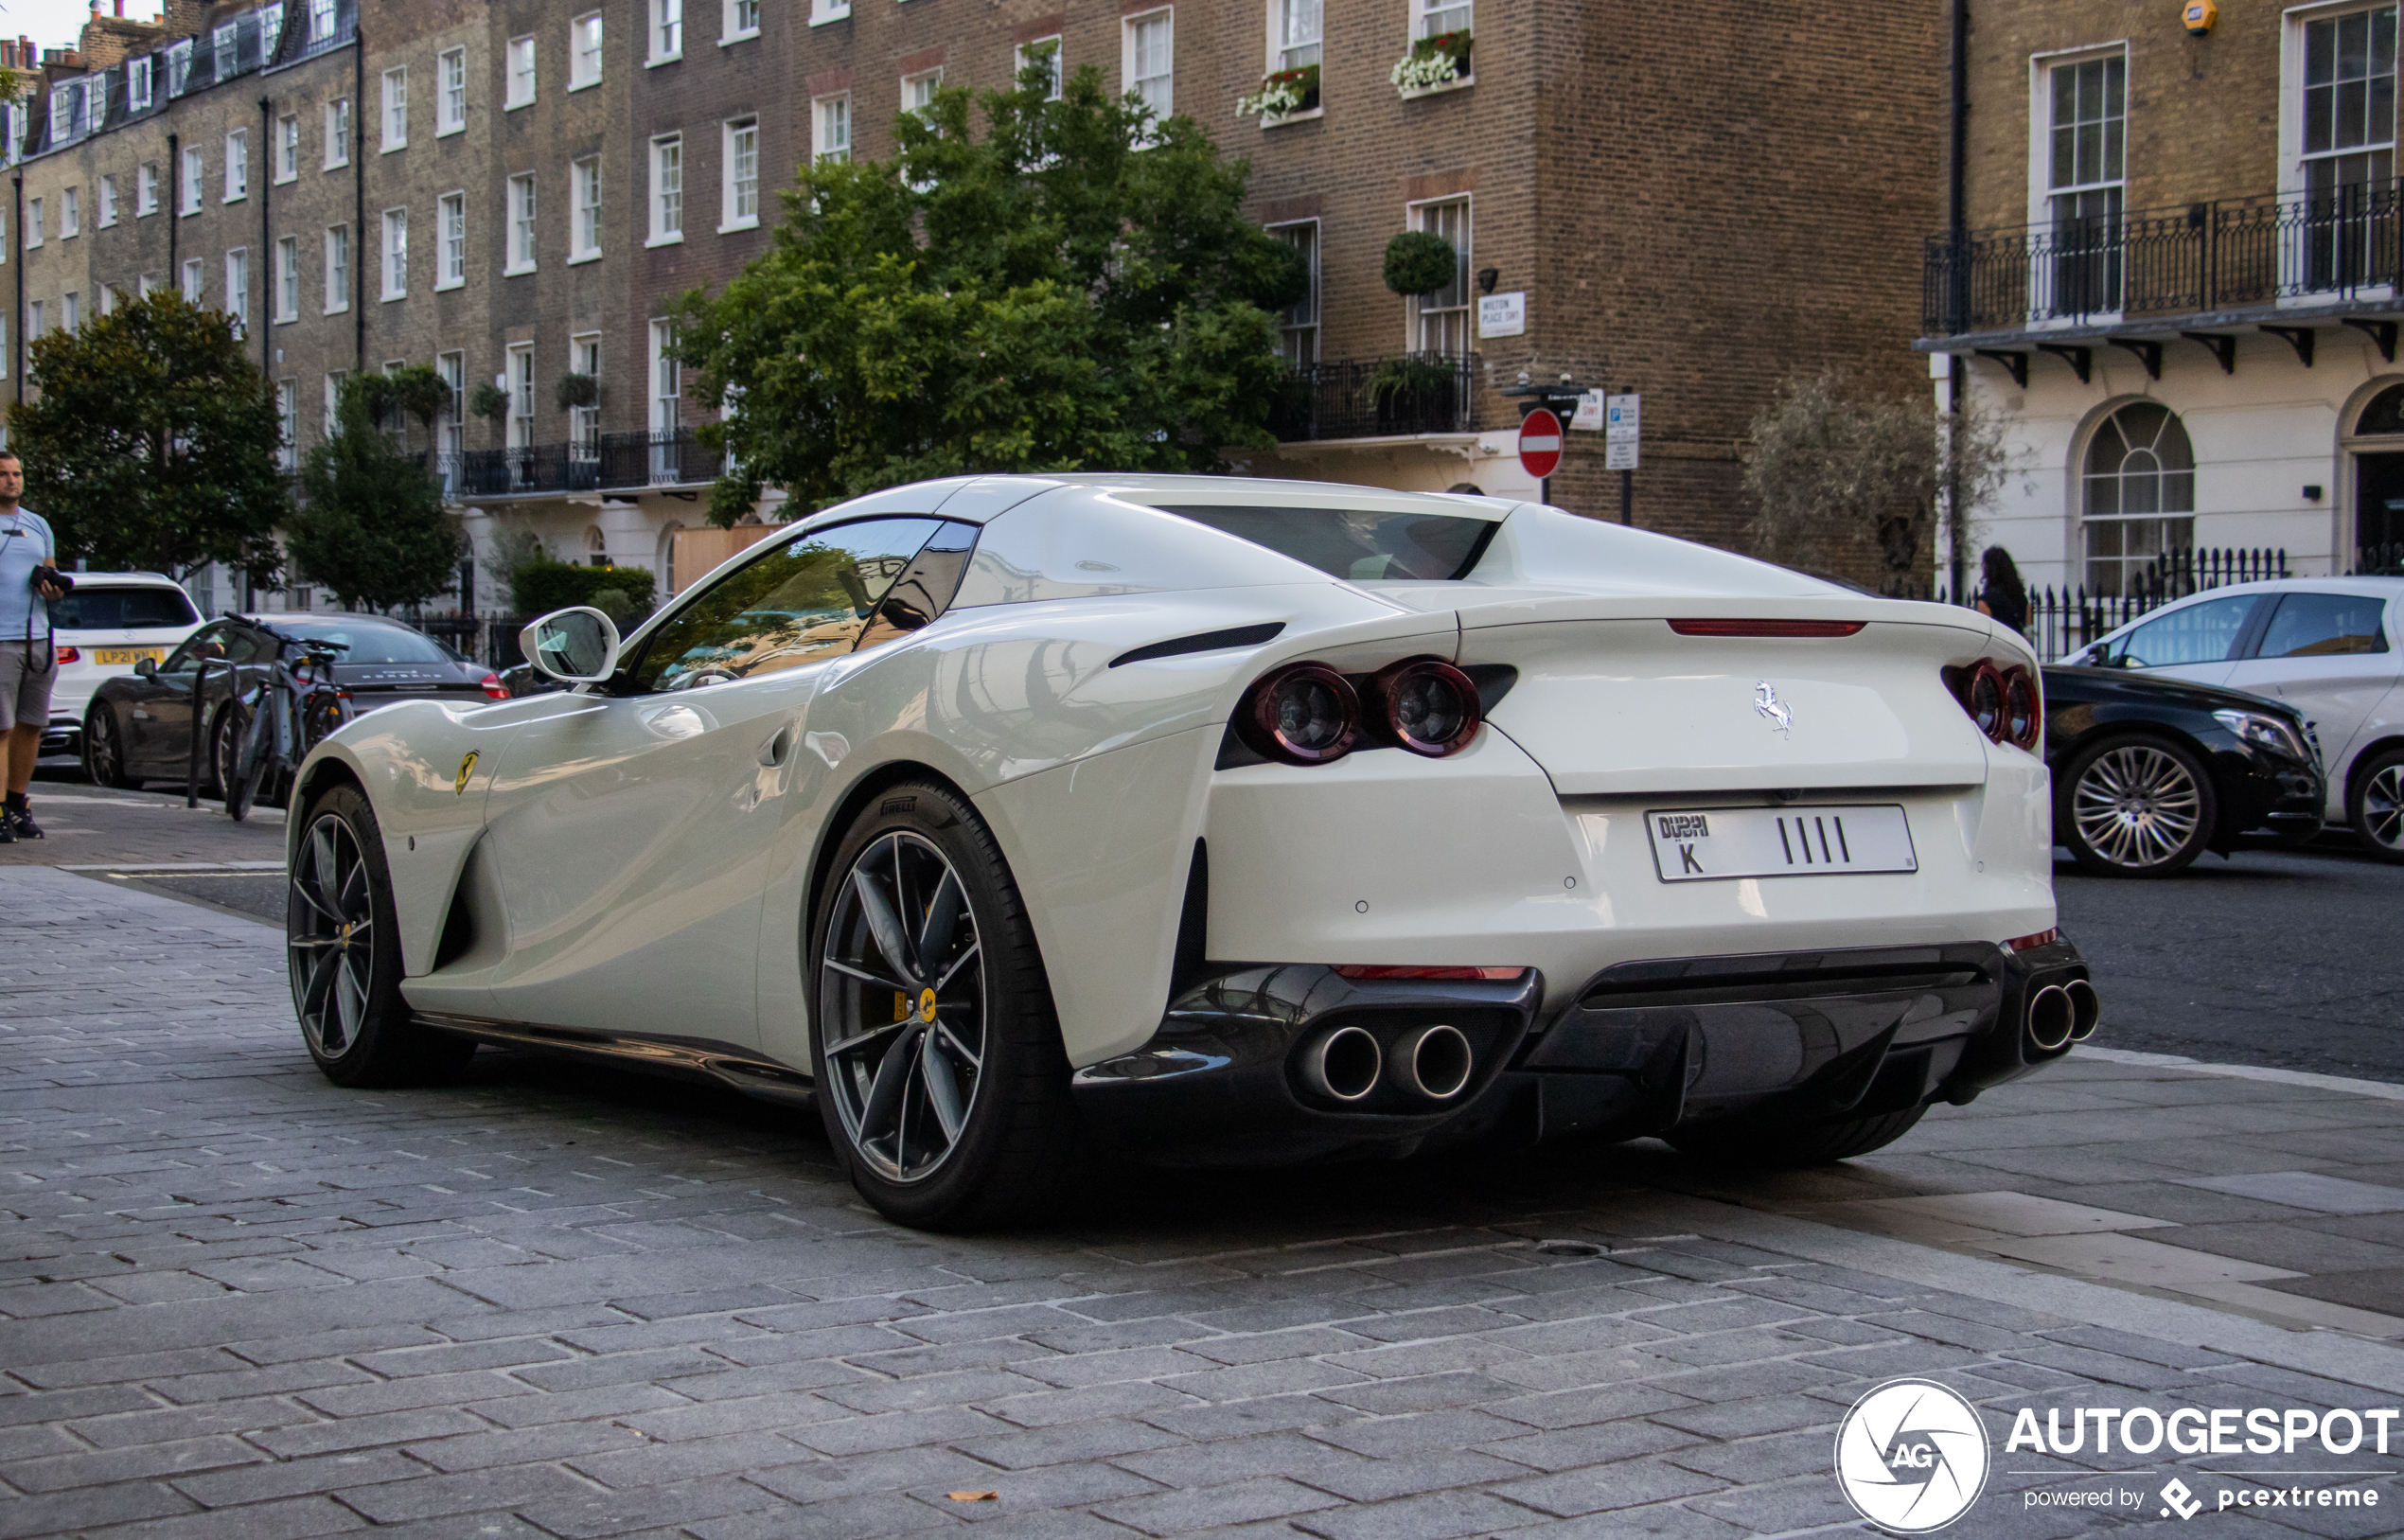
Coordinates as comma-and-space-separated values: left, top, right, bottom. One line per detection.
2064, 978, 2101, 1041
1389, 1023, 1474, 1102
2025, 983, 2076, 1053
1299, 1025, 1383, 1103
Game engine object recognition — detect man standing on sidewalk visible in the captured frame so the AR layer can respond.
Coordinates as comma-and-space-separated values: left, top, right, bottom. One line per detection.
0, 451, 66, 842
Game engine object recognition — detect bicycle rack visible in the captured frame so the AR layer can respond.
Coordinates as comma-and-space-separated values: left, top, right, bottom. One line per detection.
185, 657, 236, 810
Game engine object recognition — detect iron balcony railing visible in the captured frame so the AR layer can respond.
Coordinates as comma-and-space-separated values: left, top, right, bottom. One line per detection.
1924, 184, 2404, 335
1269, 352, 1478, 441
439, 429, 723, 500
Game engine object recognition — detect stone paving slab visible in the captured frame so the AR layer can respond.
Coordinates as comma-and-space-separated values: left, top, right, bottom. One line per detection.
11, 865, 2404, 1536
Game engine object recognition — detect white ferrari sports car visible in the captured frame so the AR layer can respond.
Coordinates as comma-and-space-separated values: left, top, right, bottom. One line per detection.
286, 474, 2095, 1228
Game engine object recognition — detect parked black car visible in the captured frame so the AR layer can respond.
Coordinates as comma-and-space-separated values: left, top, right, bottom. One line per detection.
83, 612, 508, 791
2043, 664, 2324, 876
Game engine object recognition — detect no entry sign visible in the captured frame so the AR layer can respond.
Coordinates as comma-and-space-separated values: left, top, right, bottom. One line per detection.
1517, 408, 1564, 480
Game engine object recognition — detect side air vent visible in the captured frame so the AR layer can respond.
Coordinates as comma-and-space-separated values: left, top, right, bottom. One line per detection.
1110, 623, 1285, 669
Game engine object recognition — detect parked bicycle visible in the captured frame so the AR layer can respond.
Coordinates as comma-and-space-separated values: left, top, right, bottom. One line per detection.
223, 624, 351, 822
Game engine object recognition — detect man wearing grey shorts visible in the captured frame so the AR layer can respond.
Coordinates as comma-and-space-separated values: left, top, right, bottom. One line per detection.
0, 451, 68, 842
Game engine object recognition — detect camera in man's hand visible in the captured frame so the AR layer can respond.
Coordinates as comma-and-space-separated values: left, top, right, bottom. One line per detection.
28, 564, 72, 597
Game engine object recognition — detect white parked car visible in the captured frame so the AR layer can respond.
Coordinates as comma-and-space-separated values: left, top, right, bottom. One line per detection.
37, 571, 203, 759
284, 475, 2094, 1228
2065, 576, 2404, 859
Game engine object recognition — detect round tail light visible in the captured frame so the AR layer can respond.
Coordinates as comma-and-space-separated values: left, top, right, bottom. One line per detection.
1371, 658, 1482, 757
1968, 663, 2005, 741
2003, 667, 2041, 750
1238, 663, 1361, 765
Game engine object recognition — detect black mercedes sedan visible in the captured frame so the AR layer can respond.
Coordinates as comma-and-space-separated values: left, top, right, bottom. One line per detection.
82, 611, 506, 792
2044, 664, 2324, 876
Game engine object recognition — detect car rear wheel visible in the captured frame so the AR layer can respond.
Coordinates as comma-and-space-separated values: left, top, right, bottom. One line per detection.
809, 781, 1077, 1230
2059, 735, 2217, 876
81, 705, 137, 788
290, 784, 474, 1088
1666, 1105, 1930, 1165
2351, 748, 2404, 864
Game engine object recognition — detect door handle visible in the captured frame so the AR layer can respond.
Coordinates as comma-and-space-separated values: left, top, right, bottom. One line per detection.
759, 725, 793, 767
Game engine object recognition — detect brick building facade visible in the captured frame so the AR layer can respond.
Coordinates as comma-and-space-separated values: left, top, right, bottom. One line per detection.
1924, 0, 2404, 594
8, 0, 1942, 617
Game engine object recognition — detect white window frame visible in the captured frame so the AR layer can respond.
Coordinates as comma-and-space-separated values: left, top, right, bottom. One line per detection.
380, 65, 408, 151
58, 187, 76, 239
902, 67, 943, 115
137, 273, 158, 299
1271, 0, 1321, 78
62, 292, 78, 333
1404, 193, 1472, 353
275, 235, 299, 321
326, 97, 351, 168
323, 370, 345, 437
2279, 2, 2400, 299
126, 55, 152, 112
213, 22, 238, 81
27, 301, 42, 337
572, 155, 603, 261
324, 223, 350, 313
437, 191, 466, 289
721, 117, 759, 231
22, 199, 38, 251
98, 174, 116, 228
1122, 9, 1174, 121
1269, 217, 1319, 364
276, 379, 297, 469
275, 113, 299, 182
224, 129, 249, 203
2023, 43, 2130, 326
438, 46, 466, 134
181, 145, 203, 215
649, 318, 681, 436
507, 36, 537, 109
308, 0, 335, 44
569, 331, 601, 454
651, 0, 685, 64
723, 0, 761, 44
812, 0, 850, 24
1016, 35, 1063, 99
506, 172, 538, 274
98, 287, 116, 318
813, 93, 851, 163
1412, 0, 1470, 44
380, 207, 408, 301
571, 13, 604, 89
166, 39, 192, 97
180, 257, 203, 304
136, 163, 158, 217
648, 133, 684, 245
223, 248, 248, 336
506, 341, 536, 449
437, 351, 466, 488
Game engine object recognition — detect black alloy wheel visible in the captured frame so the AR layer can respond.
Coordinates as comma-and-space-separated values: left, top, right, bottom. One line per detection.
2059, 735, 2218, 876
811, 781, 1077, 1229
81, 705, 137, 788
2352, 747, 2404, 865
289, 783, 474, 1088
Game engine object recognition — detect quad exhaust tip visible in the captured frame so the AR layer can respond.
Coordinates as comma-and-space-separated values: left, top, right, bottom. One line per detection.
1389, 1023, 1475, 1102
1299, 1025, 1383, 1103
2026, 983, 2075, 1053
2064, 978, 2101, 1041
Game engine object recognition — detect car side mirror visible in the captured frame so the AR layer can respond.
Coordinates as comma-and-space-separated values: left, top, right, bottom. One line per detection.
520, 606, 622, 684
133, 657, 156, 678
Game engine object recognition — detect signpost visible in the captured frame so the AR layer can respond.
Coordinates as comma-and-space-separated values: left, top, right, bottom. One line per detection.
1604, 393, 1640, 523
1517, 407, 1563, 502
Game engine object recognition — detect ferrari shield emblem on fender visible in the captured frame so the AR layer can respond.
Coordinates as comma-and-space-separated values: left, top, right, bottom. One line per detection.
1753, 681, 1794, 736
454, 751, 480, 794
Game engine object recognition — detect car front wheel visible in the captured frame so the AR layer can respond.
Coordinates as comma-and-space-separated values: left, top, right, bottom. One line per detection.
2059, 735, 2218, 876
2351, 747, 2404, 864
810, 781, 1077, 1230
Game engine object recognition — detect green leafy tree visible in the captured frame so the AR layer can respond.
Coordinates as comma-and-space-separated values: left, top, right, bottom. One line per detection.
676, 62, 1307, 526
284, 371, 467, 611
9, 290, 289, 581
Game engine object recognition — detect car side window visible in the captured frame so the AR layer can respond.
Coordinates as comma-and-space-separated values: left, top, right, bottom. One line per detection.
852, 522, 979, 653
2107, 593, 2265, 668
2253, 593, 2392, 658
162, 623, 229, 673
626, 518, 945, 694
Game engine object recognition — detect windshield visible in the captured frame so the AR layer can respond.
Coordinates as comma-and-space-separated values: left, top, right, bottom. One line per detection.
1153, 504, 1496, 581
272, 619, 455, 664
52, 585, 201, 629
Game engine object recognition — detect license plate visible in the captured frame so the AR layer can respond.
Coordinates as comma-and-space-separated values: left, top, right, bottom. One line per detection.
91, 647, 165, 666
1646, 805, 1917, 882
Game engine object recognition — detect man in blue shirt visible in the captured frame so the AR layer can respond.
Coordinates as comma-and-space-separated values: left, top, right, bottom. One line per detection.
0, 451, 68, 841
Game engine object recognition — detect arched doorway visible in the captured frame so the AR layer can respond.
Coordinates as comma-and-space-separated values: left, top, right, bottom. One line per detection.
2353, 382, 2404, 573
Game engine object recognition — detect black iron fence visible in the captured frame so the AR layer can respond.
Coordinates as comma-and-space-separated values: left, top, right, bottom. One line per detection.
1930, 546, 2291, 661
1269, 352, 1478, 441
1924, 184, 2404, 335
437, 429, 724, 500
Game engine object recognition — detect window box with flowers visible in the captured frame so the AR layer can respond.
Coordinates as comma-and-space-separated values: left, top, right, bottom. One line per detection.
1392, 30, 1471, 97
1238, 62, 1319, 124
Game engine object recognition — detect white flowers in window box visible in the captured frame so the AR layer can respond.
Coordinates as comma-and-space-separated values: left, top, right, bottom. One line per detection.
1391, 30, 1472, 95
1237, 63, 1319, 121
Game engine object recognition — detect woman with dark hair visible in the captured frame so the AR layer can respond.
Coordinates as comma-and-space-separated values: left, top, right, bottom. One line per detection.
1974, 545, 2029, 635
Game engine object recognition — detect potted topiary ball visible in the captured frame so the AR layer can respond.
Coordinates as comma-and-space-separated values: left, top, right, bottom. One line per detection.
1384, 230, 1458, 297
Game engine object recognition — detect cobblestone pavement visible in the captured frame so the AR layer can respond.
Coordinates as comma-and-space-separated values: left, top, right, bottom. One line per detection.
11, 866, 2404, 1538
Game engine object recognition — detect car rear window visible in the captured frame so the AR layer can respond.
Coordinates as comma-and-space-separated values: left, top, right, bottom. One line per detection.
1152, 504, 1497, 581
274, 620, 454, 664
52, 585, 201, 629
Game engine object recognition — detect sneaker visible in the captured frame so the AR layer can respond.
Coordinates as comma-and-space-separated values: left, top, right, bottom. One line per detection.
0, 814, 13, 843
4, 805, 38, 840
